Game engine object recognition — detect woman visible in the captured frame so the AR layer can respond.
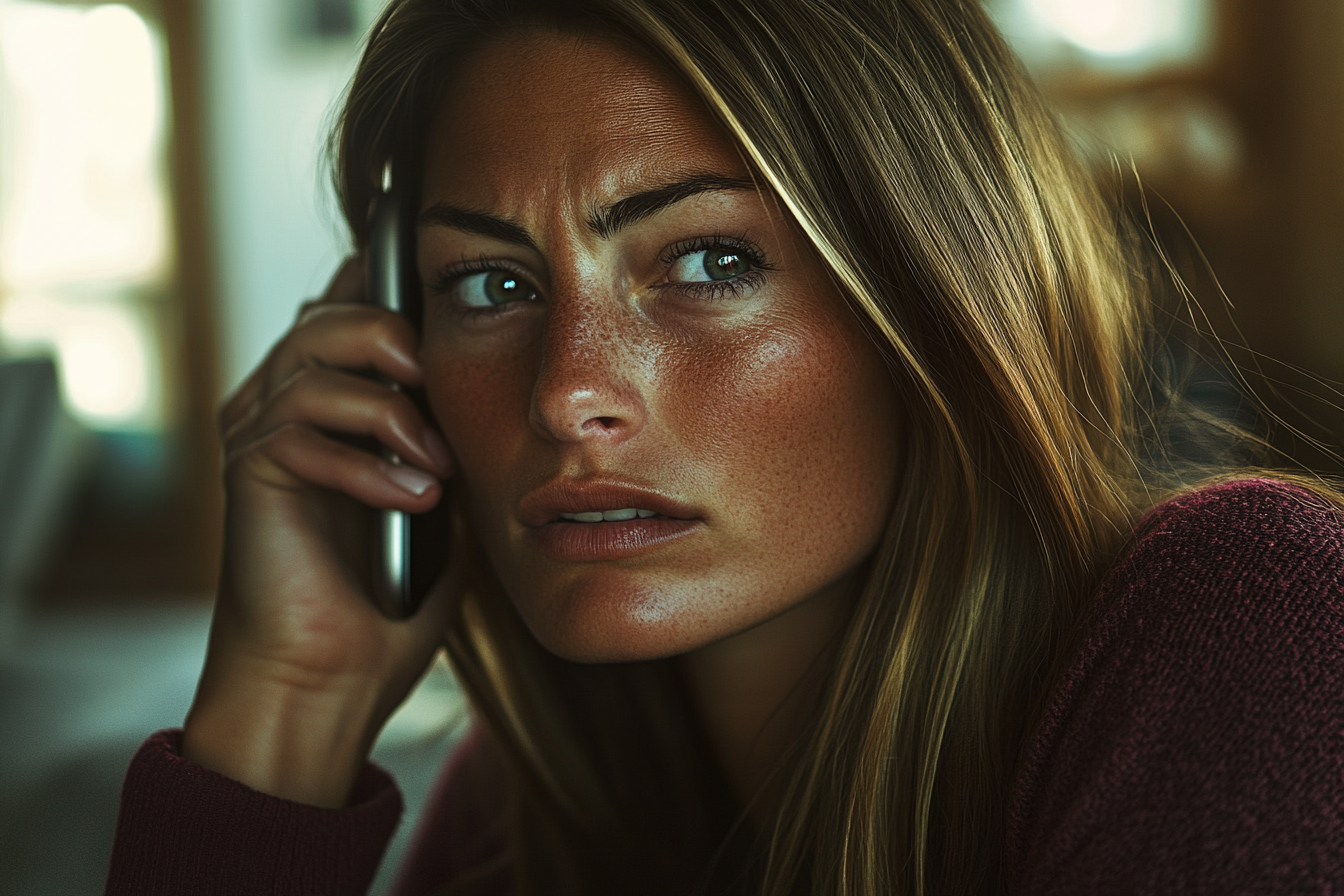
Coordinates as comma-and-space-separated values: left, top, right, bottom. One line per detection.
105, 0, 1344, 893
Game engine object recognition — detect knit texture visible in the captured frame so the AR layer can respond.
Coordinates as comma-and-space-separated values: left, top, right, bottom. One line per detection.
104, 729, 403, 896
103, 479, 1344, 894
1007, 478, 1344, 894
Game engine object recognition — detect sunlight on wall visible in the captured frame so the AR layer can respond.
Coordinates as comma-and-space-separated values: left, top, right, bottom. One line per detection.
991, 0, 1210, 73
1028, 0, 1178, 57
0, 1, 169, 429
987, 0, 1236, 188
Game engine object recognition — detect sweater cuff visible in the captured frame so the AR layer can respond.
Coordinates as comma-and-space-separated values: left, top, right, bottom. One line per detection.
104, 729, 403, 896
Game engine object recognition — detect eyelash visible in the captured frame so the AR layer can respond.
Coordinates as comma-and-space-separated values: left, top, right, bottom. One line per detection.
425, 255, 533, 321
656, 234, 774, 302
426, 235, 774, 319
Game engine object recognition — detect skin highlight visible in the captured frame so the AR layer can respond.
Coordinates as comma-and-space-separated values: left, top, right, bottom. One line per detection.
415, 32, 902, 799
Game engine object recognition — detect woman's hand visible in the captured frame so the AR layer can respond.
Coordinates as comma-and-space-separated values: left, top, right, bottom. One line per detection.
182, 257, 457, 808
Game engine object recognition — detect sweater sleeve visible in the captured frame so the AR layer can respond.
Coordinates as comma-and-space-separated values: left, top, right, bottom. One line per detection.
1008, 479, 1344, 895
103, 729, 404, 896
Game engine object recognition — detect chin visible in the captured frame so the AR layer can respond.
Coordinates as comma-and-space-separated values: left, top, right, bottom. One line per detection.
507, 572, 739, 664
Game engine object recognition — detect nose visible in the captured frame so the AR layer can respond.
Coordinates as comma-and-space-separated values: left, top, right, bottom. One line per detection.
528, 288, 648, 446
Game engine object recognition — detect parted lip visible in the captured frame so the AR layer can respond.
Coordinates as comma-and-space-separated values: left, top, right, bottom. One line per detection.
517, 479, 698, 527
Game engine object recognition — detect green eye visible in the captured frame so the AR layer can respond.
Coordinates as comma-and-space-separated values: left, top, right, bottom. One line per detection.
669, 246, 752, 283
704, 250, 749, 280
455, 270, 536, 308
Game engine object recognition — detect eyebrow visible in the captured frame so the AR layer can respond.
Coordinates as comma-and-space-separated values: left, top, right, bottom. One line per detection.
416, 205, 539, 251
588, 174, 758, 238
416, 174, 759, 247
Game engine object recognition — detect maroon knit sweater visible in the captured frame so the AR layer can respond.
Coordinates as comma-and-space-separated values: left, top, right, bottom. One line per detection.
104, 479, 1344, 894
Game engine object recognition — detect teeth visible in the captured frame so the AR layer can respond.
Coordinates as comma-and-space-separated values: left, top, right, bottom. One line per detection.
558, 508, 660, 522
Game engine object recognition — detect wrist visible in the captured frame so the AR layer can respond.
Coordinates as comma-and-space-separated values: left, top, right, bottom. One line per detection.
183, 654, 388, 808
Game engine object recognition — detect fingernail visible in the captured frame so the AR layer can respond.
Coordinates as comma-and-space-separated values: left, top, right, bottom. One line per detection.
422, 427, 453, 473
385, 463, 437, 497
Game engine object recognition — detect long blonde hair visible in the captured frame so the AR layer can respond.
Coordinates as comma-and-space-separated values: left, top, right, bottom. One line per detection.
335, 0, 1229, 892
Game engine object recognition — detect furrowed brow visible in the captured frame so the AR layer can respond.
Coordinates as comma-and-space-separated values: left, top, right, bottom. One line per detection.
417, 204, 539, 252
587, 175, 759, 239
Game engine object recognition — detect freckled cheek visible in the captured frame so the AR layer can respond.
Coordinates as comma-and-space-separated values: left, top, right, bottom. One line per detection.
671, 323, 899, 547
422, 352, 533, 498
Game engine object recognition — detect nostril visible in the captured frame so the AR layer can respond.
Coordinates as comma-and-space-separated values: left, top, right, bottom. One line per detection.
529, 373, 646, 443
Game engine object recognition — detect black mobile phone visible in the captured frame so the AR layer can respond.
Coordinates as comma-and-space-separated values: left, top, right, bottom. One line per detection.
366, 160, 451, 619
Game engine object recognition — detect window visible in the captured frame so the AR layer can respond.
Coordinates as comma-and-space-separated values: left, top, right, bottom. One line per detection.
0, 2, 171, 431
0, 0, 222, 596
990, 0, 1211, 72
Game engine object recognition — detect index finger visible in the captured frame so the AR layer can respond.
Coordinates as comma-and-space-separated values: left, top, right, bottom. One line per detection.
219, 255, 387, 436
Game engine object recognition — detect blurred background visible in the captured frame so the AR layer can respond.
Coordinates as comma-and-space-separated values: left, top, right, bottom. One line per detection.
0, 0, 1340, 892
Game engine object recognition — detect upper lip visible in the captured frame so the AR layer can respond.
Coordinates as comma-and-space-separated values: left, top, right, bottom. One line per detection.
517, 479, 697, 527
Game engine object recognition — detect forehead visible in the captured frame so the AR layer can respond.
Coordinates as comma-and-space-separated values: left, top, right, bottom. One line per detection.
422, 30, 748, 210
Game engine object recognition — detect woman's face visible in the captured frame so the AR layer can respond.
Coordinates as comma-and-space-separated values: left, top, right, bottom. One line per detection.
418, 31, 901, 663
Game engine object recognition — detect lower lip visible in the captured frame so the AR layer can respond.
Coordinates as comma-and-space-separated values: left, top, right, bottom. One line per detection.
530, 518, 702, 561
